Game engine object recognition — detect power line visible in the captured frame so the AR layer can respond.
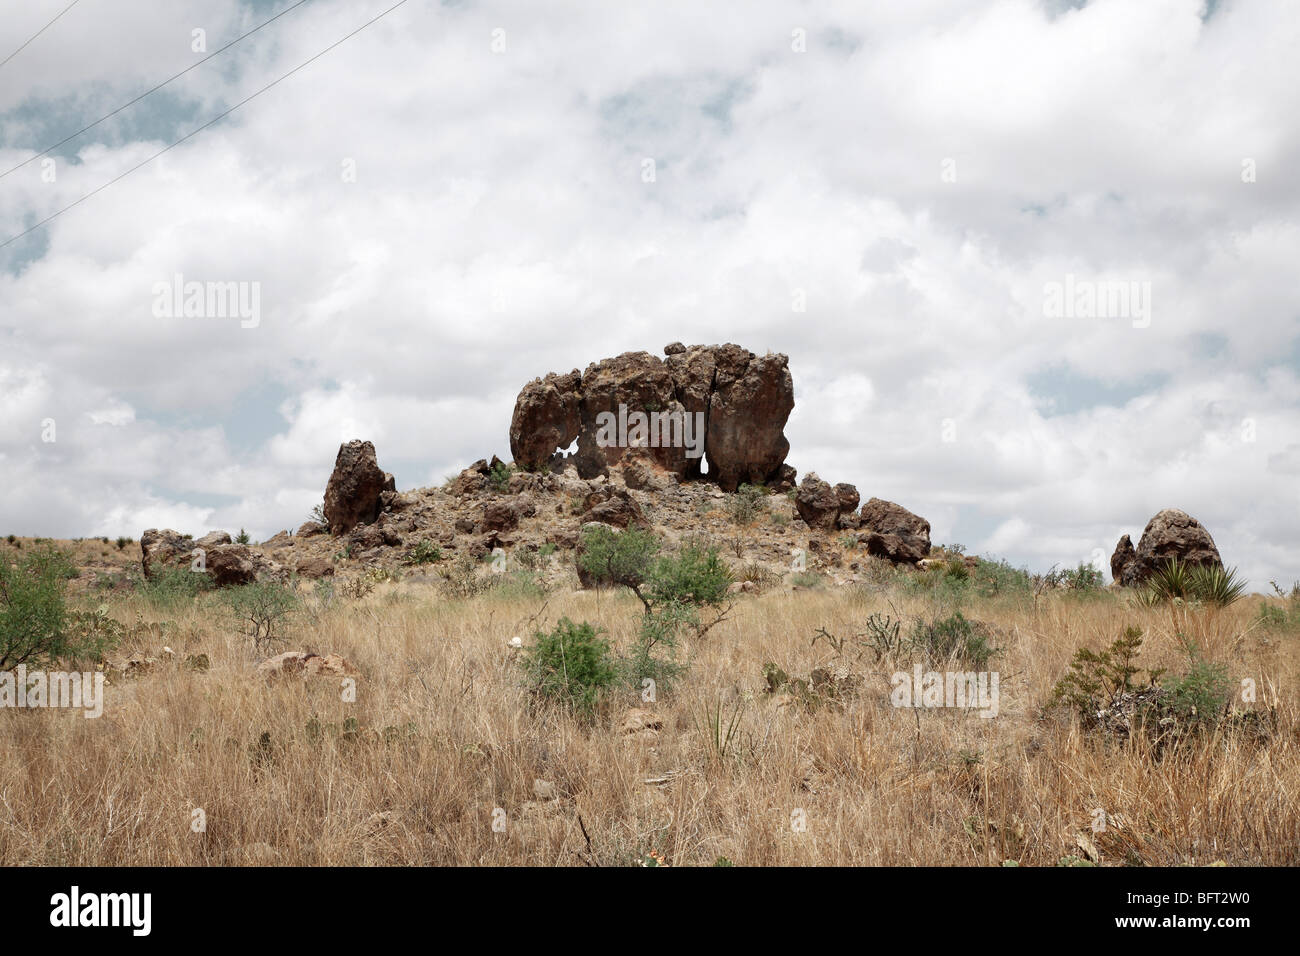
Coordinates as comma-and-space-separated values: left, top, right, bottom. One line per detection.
0, 0, 81, 71
0, 0, 412, 252
0, 0, 314, 182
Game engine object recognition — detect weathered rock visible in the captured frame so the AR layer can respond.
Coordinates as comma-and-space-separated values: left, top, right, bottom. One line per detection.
1110, 534, 1136, 584
857, 498, 931, 562
195, 530, 232, 549
295, 556, 335, 579
509, 370, 582, 471
257, 651, 358, 681
580, 487, 646, 529
1118, 509, 1223, 587
297, 521, 325, 538
204, 544, 260, 587
483, 499, 520, 532
859, 531, 928, 566
140, 529, 194, 580
510, 344, 794, 491
795, 474, 843, 531
324, 440, 393, 536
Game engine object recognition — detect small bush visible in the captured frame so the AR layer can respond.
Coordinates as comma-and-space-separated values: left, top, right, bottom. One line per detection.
521, 618, 618, 719
488, 460, 514, 493
1050, 626, 1160, 721
223, 580, 299, 654
791, 571, 826, 589
1165, 647, 1232, 725
115, 536, 132, 551
405, 540, 442, 565
142, 565, 212, 610
911, 611, 998, 668
235, 529, 251, 545
0, 545, 98, 669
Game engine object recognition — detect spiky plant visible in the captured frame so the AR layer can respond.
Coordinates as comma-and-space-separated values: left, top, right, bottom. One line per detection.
1147, 558, 1195, 602
1187, 564, 1248, 608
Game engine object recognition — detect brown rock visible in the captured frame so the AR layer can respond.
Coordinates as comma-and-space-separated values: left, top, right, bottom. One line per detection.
1110, 534, 1136, 584
195, 530, 232, 549
580, 488, 646, 529
204, 544, 260, 587
483, 499, 520, 532
1119, 508, 1223, 587
257, 651, 359, 680
795, 474, 842, 531
324, 440, 392, 535
295, 556, 335, 579
509, 370, 582, 471
139, 529, 194, 580
857, 498, 931, 562
297, 521, 325, 538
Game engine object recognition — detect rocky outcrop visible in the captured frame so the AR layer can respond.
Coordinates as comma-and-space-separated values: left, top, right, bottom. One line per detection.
324, 440, 394, 535
1112, 508, 1223, 587
508, 343, 794, 491
857, 498, 931, 565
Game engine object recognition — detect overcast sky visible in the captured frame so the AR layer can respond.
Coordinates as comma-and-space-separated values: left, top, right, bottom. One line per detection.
1, 0, 1297, 586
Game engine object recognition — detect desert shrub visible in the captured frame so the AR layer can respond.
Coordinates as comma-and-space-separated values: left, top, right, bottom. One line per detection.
577, 525, 659, 596
142, 565, 212, 610
438, 553, 491, 598
1165, 646, 1232, 725
1050, 626, 1160, 721
969, 557, 1034, 597
223, 580, 299, 654
115, 536, 132, 551
235, 529, 251, 545
404, 540, 442, 565
791, 571, 826, 589
1059, 562, 1104, 591
0, 545, 103, 669
725, 484, 767, 526
308, 503, 330, 532
624, 601, 691, 698
646, 541, 731, 609
911, 611, 998, 668
488, 460, 514, 492
769, 510, 790, 528
63, 606, 126, 666
521, 617, 618, 719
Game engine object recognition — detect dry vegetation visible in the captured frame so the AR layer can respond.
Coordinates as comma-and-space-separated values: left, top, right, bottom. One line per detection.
0, 540, 1297, 866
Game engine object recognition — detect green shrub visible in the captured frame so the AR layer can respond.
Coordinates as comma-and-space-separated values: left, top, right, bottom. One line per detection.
725, 484, 767, 526
1165, 646, 1231, 724
577, 525, 659, 596
115, 536, 132, 551
0, 545, 96, 669
1050, 626, 1160, 721
142, 565, 212, 610
1144, 559, 1248, 607
223, 580, 299, 654
791, 571, 826, 589
910, 611, 998, 668
521, 618, 618, 719
488, 460, 514, 492
235, 529, 251, 545
405, 540, 442, 565
1059, 563, 1104, 591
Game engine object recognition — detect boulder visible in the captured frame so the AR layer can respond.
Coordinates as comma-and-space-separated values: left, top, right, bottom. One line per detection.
483, 498, 520, 532
204, 544, 259, 587
580, 488, 646, 529
857, 498, 931, 562
1116, 509, 1223, 587
795, 474, 843, 532
195, 530, 232, 549
140, 529, 194, 580
324, 440, 393, 536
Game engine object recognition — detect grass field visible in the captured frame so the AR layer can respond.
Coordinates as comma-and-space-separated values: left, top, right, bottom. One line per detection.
1, 555, 1296, 867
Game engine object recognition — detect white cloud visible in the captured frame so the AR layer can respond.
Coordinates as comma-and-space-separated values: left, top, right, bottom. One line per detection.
0, 0, 1297, 587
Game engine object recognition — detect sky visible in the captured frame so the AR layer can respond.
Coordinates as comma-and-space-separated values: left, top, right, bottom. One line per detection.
0, 0, 1297, 587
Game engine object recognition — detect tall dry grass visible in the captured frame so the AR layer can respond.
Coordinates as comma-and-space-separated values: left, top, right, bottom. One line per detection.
0, 578, 1296, 866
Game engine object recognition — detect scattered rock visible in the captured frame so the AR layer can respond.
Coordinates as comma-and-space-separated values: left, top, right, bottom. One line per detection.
857, 498, 931, 563
795, 474, 843, 531
257, 651, 359, 681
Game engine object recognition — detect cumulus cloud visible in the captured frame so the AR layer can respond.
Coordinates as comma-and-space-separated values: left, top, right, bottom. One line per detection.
0, 0, 1297, 587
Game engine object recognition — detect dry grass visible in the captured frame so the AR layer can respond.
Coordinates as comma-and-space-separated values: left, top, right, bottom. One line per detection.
1, 577, 1297, 866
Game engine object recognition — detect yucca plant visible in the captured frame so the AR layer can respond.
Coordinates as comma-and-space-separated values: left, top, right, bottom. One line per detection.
1187, 564, 1248, 608
1147, 558, 1195, 602
697, 698, 745, 763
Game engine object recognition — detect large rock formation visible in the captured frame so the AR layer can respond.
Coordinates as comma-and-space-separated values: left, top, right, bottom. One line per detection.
857, 498, 932, 565
1111, 508, 1223, 587
324, 440, 395, 535
508, 343, 794, 491
795, 474, 853, 531
140, 528, 195, 580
